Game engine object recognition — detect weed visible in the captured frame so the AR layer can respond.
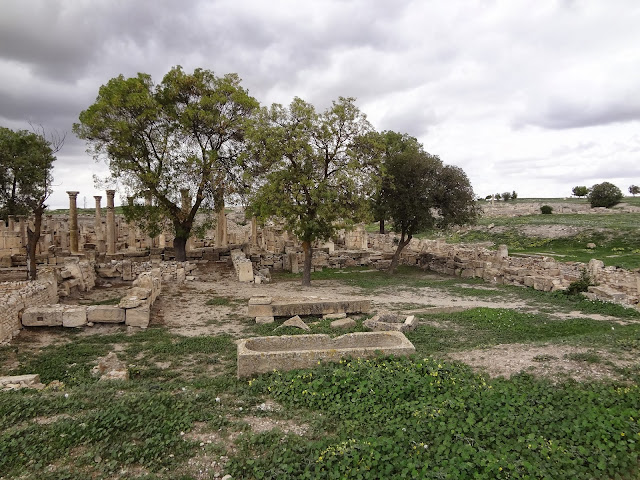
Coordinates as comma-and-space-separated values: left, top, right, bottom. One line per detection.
206, 296, 234, 306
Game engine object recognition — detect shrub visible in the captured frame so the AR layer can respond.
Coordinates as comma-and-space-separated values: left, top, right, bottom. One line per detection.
588, 182, 623, 208
540, 205, 553, 214
564, 269, 594, 296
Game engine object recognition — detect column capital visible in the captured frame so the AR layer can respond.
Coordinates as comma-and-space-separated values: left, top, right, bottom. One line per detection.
93, 195, 102, 201
66, 191, 80, 198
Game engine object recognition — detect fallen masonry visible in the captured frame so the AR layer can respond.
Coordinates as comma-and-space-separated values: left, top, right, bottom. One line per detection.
363, 313, 418, 332
237, 331, 415, 378
247, 296, 371, 323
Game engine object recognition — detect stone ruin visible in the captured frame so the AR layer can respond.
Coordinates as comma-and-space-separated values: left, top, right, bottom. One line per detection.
1, 189, 640, 345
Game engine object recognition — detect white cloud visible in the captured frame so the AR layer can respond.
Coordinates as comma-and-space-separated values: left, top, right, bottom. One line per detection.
1, 0, 640, 207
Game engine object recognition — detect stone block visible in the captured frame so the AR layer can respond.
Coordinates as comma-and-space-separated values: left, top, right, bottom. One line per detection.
255, 316, 275, 324
331, 318, 356, 329
62, 306, 87, 327
323, 313, 347, 320
87, 305, 125, 323
276, 315, 310, 331
237, 262, 254, 282
125, 305, 150, 328
21, 305, 64, 326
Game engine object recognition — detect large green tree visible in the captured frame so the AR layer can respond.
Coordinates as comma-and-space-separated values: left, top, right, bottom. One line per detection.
244, 97, 373, 286
375, 131, 478, 272
74, 66, 258, 261
588, 182, 623, 208
0, 126, 61, 279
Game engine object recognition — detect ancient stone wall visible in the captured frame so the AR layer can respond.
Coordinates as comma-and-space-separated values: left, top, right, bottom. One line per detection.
0, 269, 58, 344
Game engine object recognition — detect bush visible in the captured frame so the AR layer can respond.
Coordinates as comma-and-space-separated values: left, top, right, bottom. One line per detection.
564, 269, 594, 296
540, 205, 553, 214
588, 182, 623, 208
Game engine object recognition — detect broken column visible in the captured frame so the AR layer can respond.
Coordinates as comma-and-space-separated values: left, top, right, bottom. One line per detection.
106, 190, 116, 254
251, 216, 258, 246
94, 195, 105, 252
127, 197, 137, 251
144, 192, 154, 249
216, 206, 227, 247
66, 191, 80, 253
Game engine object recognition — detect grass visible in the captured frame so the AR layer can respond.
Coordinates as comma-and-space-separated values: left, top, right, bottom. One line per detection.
406, 307, 640, 354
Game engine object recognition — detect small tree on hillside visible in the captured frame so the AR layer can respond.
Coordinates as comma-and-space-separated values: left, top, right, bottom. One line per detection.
588, 182, 623, 208
244, 96, 373, 286
629, 185, 639, 197
572, 186, 589, 198
501, 192, 512, 202
511, 191, 518, 200
376, 132, 478, 273
0, 126, 62, 280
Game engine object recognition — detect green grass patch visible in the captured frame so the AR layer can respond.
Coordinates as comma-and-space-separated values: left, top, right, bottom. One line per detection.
407, 308, 635, 354
233, 357, 640, 479
205, 296, 234, 306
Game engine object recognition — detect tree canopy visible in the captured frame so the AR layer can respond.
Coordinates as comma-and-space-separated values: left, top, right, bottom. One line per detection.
0, 126, 60, 279
74, 66, 259, 260
588, 182, 623, 208
374, 131, 478, 272
243, 97, 373, 285
572, 186, 589, 198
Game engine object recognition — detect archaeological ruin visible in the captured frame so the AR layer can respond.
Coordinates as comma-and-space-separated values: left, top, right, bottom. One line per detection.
1, 192, 640, 345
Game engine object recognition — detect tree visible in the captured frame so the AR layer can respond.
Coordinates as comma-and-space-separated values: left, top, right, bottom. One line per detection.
501, 192, 512, 202
74, 66, 258, 261
572, 186, 589, 198
376, 131, 478, 273
244, 97, 373, 286
511, 190, 518, 200
0, 126, 62, 280
588, 182, 623, 208
629, 185, 639, 196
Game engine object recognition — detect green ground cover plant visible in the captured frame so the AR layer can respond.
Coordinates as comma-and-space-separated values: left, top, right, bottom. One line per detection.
2, 263, 640, 479
232, 357, 640, 479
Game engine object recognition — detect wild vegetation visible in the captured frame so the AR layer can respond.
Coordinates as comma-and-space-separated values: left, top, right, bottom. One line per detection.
2, 263, 640, 479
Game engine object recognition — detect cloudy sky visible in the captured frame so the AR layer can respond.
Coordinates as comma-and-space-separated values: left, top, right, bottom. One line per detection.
2, 0, 639, 208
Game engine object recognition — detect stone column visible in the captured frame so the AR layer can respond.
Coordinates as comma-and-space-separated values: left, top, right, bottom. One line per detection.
127, 197, 137, 252
59, 219, 69, 251
106, 190, 116, 254
145, 193, 154, 249
251, 216, 258, 246
216, 208, 227, 247
94, 196, 105, 252
67, 191, 80, 253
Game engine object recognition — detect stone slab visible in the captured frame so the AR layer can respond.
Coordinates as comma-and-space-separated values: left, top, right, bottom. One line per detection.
62, 306, 87, 327
331, 318, 356, 329
276, 315, 310, 331
247, 298, 371, 318
125, 305, 150, 328
21, 305, 64, 327
87, 305, 125, 323
255, 316, 275, 324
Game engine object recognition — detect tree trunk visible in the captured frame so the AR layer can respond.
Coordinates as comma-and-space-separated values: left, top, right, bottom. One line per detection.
388, 232, 411, 274
379, 219, 385, 234
26, 210, 43, 280
173, 236, 188, 262
302, 240, 313, 286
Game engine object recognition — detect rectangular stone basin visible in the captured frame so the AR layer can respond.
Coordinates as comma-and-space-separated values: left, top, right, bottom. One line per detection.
237, 331, 415, 378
